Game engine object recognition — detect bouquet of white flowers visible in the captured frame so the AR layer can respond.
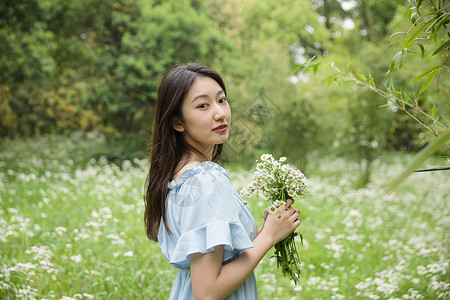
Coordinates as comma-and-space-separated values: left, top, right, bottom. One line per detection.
240, 154, 309, 284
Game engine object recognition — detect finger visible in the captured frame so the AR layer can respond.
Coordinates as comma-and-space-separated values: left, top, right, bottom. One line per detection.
263, 209, 270, 218
286, 199, 294, 208
277, 204, 289, 214
277, 200, 294, 213
288, 208, 300, 220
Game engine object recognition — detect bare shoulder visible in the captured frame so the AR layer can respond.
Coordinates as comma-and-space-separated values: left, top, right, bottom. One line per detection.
173, 161, 202, 182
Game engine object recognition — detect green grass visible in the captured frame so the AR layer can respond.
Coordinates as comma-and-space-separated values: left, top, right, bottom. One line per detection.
1, 134, 449, 299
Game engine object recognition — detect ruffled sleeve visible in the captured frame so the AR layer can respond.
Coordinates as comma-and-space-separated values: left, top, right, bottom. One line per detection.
161, 162, 255, 267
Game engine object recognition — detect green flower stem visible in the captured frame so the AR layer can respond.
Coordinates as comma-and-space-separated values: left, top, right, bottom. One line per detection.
273, 232, 302, 284
271, 188, 302, 284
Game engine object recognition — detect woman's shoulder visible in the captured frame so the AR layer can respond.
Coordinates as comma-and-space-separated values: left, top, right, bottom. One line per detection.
169, 161, 228, 190
172, 161, 202, 182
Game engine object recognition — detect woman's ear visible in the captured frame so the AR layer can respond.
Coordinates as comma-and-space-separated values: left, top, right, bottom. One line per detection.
172, 117, 185, 132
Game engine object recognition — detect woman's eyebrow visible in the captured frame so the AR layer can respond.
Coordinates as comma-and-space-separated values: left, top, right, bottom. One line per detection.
191, 90, 225, 103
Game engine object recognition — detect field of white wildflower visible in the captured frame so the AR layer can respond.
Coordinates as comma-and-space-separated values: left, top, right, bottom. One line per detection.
1, 133, 448, 299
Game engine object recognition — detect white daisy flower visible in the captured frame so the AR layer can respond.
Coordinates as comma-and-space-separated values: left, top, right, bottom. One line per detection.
268, 205, 277, 214
261, 154, 272, 161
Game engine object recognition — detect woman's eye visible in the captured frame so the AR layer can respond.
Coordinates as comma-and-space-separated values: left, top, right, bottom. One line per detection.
197, 103, 208, 109
219, 97, 228, 103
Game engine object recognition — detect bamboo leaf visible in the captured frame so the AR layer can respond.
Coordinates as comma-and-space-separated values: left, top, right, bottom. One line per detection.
432, 39, 450, 56
435, 13, 449, 32
385, 131, 450, 192
346, 59, 354, 68
441, 20, 450, 41
390, 51, 402, 74
431, 23, 437, 43
433, 116, 440, 127
368, 75, 375, 88
419, 67, 440, 94
432, 104, 436, 116
389, 78, 396, 92
398, 48, 407, 71
291, 56, 317, 75
292, 63, 306, 75
327, 77, 336, 86
292, 62, 307, 75
379, 103, 392, 108
313, 63, 320, 75
416, 42, 425, 58
410, 11, 417, 24
400, 20, 432, 50
410, 65, 440, 82
407, 8, 414, 22
403, 91, 409, 104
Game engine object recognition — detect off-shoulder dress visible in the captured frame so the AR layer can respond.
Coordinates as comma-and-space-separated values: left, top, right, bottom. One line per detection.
158, 161, 259, 299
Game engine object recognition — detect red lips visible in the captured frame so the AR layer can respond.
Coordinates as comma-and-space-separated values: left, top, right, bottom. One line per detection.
213, 124, 228, 132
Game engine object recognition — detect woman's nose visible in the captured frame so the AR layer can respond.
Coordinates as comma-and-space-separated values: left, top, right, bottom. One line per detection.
214, 104, 226, 120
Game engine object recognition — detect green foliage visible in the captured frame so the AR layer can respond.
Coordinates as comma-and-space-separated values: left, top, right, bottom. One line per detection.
346, 0, 405, 40
0, 86, 17, 142
0, 0, 236, 151
265, 99, 322, 173
390, 0, 449, 94
308, 0, 348, 32
385, 130, 450, 192
242, 0, 329, 57
1, 0, 446, 177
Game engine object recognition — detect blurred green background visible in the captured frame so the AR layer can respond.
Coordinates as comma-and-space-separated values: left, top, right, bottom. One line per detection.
1, 1, 450, 299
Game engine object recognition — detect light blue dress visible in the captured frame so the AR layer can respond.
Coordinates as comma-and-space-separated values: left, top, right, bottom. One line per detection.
158, 161, 259, 299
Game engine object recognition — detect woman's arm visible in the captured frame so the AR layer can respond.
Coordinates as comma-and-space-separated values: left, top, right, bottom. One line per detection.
190, 203, 300, 300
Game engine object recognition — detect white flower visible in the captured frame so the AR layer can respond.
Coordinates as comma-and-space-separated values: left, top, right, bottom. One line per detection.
268, 205, 277, 214
280, 157, 287, 162
123, 251, 133, 257
70, 254, 82, 263
256, 163, 265, 170
261, 154, 272, 161
74, 293, 94, 299
275, 200, 285, 207
276, 214, 283, 221
240, 188, 251, 198
54, 226, 67, 236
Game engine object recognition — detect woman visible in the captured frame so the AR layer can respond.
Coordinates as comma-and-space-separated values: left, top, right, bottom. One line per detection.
145, 63, 301, 299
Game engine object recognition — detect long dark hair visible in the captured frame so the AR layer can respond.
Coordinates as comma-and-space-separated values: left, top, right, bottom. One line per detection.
144, 63, 227, 241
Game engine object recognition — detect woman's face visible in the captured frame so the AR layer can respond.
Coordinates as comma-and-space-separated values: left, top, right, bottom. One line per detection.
174, 76, 231, 158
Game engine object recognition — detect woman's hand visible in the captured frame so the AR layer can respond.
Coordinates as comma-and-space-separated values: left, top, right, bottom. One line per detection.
259, 199, 301, 245
259, 199, 298, 232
